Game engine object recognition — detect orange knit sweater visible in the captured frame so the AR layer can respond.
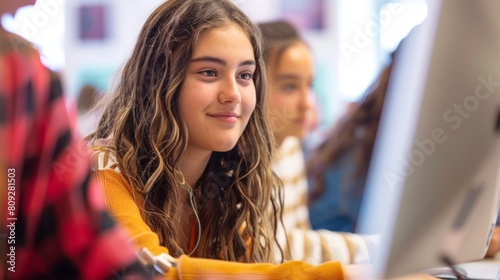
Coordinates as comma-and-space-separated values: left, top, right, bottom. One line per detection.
94, 167, 345, 279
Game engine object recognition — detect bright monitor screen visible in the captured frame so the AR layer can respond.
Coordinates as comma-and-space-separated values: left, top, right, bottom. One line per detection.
356, 0, 500, 278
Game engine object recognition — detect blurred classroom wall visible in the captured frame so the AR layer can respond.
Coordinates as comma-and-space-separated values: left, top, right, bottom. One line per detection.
2, 0, 427, 136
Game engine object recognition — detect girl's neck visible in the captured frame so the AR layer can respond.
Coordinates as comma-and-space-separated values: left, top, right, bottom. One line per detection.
178, 148, 212, 187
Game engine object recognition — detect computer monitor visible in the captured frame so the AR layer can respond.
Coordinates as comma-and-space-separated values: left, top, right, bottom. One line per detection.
356, 0, 500, 278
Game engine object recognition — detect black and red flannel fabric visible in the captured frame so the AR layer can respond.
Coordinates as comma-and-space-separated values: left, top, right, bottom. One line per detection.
0, 30, 158, 280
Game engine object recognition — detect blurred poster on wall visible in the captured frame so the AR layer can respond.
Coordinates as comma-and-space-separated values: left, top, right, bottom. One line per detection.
280, 0, 326, 31
78, 4, 108, 41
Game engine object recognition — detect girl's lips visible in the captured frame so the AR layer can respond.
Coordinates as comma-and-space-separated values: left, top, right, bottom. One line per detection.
208, 112, 240, 123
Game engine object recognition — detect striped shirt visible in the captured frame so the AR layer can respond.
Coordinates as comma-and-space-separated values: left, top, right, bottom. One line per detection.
273, 136, 377, 265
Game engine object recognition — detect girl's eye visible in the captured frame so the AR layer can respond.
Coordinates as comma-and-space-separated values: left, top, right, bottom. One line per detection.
282, 84, 298, 92
201, 70, 217, 77
239, 72, 253, 80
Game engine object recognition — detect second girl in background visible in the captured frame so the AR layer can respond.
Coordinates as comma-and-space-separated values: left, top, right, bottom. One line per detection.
259, 20, 376, 264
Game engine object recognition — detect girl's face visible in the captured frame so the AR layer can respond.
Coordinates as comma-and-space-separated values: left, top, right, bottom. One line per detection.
266, 42, 315, 144
179, 23, 257, 154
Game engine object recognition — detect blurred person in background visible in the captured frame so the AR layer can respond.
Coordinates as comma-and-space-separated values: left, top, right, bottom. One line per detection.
0, 1, 159, 278
259, 20, 375, 265
307, 49, 395, 234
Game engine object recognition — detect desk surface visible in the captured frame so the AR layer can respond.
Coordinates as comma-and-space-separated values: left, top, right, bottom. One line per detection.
458, 257, 500, 280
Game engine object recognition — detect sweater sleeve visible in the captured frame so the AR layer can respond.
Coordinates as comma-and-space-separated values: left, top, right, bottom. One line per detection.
94, 169, 169, 256
176, 255, 344, 280
94, 169, 346, 280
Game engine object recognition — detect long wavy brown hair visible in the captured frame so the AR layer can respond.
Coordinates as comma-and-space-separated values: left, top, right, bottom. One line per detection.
86, 0, 284, 263
307, 54, 395, 202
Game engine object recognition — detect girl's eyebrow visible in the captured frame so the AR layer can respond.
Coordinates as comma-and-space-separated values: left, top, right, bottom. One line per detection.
190, 56, 256, 67
275, 74, 300, 81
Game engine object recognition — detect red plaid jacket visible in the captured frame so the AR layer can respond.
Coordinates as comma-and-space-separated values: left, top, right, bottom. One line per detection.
0, 30, 158, 280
